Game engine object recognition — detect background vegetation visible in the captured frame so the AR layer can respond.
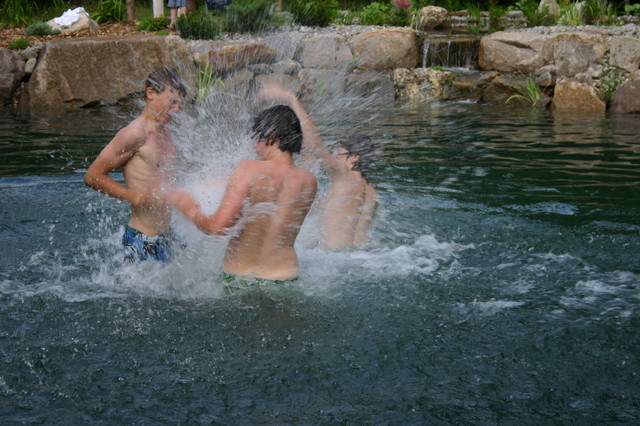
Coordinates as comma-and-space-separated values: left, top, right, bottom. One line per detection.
0, 0, 638, 36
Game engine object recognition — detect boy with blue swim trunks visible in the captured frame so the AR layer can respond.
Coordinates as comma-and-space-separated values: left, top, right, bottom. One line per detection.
85, 67, 187, 263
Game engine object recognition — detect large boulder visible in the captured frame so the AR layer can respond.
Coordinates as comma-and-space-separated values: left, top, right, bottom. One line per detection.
0, 49, 26, 105
20, 35, 197, 109
295, 34, 353, 69
392, 67, 454, 100
192, 41, 278, 75
350, 28, 420, 71
610, 36, 640, 74
610, 78, 640, 114
551, 31, 608, 77
551, 78, 606, 112
298, 69, 347, 101
418, 6, 451, 31
479, 31, 553, 73
264, 31, 305, 62
345, 72, 395, 103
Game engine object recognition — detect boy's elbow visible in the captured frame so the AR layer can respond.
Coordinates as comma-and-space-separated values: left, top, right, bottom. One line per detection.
84, 171, 96, 188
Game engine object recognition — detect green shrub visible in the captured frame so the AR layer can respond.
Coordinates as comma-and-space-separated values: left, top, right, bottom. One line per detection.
137, 15, 170, 31
90, 0, 126, 24
626, 4, 640, 17
335, 10, 358, 25
0, 0, 35, 27
176, 7, 221, 40
360, 1, 410, 26
25, 22, 61, 36
223, 0, 276, 33
489, 5, 506, 31
8, 37, 29, 50
286, 0, 340, 27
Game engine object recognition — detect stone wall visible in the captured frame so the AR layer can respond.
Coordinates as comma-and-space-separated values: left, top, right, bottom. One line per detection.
1, 25, 640, 113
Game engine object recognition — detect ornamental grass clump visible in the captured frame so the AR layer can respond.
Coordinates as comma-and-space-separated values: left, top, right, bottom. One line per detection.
25, 22, 61, 36
176, 7, 221, 40
223, 0, 276, 33
506, 77, 542, 106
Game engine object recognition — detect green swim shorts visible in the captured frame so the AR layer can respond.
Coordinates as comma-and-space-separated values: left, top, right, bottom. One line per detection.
220, 271, 297, 294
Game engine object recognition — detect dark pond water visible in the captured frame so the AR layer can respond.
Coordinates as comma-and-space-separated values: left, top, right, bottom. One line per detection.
1, 95, 639, 423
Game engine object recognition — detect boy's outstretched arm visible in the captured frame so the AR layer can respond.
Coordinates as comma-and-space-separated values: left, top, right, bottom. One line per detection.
168, 163, 251, 235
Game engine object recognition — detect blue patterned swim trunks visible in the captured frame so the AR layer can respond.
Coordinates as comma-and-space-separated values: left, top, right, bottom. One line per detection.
122, 225, 172, 263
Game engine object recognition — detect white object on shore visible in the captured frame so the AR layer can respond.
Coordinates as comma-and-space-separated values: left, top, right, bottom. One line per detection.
53, 7, 89, 28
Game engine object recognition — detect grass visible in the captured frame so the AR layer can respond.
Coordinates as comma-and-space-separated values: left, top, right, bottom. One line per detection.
506, 77, 542, 105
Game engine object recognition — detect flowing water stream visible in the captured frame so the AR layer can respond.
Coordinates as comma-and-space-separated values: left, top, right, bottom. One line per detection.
1, 91, 639, 423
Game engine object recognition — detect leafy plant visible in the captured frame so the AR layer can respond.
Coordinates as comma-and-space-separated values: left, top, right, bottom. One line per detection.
223, 0, 277, 33
8, 37, 29, 50
176, 7, 221, 40
137, 15, 170, 31
90, 0, 126, 24
359, 0, 410, 26
625, 4, 640, 17
335, 9, 358, 25
25, 22, 61, 36
506, 77, 542, 105
489, 5, 506, 31
0, 0, 35, 27
286, 0, 340, 27
359, 2, 389, 25
598, 58, 626, 103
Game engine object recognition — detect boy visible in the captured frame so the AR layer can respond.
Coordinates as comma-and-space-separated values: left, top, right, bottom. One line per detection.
258, 84, 377, 249
84, 66, 187, 262
169, 103, 317, 281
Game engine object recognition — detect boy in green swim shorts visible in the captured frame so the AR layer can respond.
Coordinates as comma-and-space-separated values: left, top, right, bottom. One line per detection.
169, 87, 318, 281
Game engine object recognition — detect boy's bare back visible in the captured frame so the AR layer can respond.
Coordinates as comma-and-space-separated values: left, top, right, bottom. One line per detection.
222, 159, 317, 280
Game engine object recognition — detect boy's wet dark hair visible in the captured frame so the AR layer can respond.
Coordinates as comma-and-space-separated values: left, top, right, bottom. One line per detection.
145, 66, 188, 98
337, 133, 376, 178
252, 105, 303, 154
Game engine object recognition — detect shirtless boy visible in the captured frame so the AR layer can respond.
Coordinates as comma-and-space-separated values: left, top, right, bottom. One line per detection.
258, 84, 377, 249
84, 67, 187, 262
169, 103, 317, 281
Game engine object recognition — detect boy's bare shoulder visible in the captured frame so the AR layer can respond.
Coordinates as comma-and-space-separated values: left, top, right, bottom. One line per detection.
114, 117, 148, 144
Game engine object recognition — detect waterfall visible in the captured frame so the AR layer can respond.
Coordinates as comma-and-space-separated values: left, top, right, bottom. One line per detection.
421, 35, 481, 69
